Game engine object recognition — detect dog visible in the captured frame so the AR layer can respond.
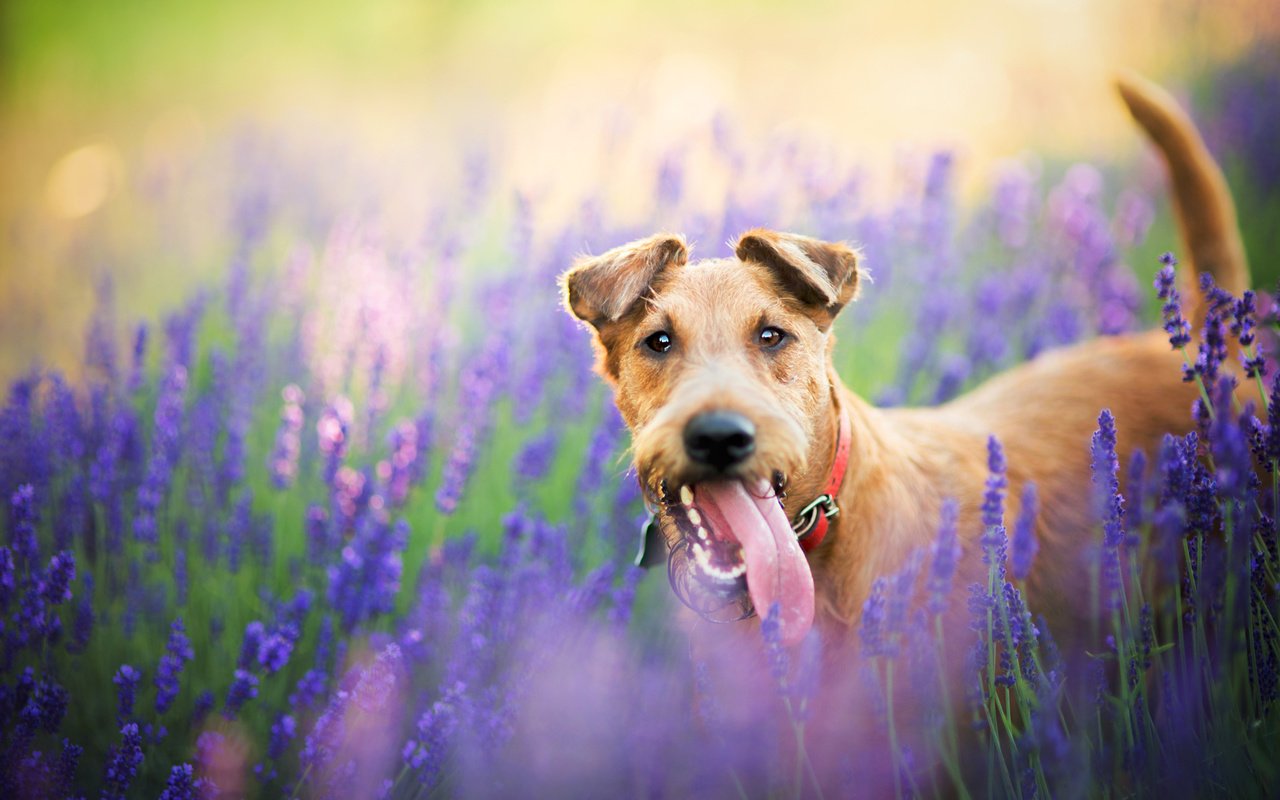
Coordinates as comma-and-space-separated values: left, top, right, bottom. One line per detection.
559, 73, 1251, 666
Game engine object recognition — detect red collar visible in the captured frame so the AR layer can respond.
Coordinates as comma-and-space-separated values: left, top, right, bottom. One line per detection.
791, 408, 851, 552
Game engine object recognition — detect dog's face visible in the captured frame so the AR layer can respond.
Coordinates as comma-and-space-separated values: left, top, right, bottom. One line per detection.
562, 230, 861, 644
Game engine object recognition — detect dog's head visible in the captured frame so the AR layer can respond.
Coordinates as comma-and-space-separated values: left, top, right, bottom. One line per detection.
561, 229, 862, 644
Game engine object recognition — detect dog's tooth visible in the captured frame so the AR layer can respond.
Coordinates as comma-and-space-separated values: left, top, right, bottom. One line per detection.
687, 508, 702, 527
695, 526, 708, 542
680, 485, 694, 506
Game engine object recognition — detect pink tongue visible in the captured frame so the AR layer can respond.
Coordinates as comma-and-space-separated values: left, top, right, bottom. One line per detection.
697, 479, 815, 646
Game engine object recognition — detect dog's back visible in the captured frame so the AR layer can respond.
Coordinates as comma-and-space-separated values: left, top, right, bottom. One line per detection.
833, 74, 1257, 650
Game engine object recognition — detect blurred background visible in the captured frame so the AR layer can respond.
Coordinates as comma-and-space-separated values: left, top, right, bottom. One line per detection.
1, 0, 1277, 383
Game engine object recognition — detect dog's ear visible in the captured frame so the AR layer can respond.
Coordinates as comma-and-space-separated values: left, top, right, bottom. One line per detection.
734, 229, 861, 323
561, 234, 689, 329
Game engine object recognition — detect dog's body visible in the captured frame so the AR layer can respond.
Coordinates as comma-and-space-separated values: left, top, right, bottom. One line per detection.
562, 74, 1251, 669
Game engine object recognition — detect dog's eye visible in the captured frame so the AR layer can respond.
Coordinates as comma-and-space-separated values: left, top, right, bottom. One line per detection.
645, 331, 673, 353
759, 326, 787, 349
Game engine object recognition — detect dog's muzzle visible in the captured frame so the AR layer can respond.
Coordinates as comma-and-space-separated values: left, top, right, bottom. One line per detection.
666, 536, 756, 623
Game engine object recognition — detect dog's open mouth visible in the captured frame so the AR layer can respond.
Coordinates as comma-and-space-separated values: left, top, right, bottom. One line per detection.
662, 478, 815, 645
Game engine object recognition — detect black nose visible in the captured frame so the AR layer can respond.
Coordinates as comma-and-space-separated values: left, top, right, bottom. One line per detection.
684, 411, 756, 471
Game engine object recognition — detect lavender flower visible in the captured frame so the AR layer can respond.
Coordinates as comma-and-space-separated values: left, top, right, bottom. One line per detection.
384, 419, 420, 506
40, 551, 75, 604
133, 364, 189, 544
159, 763, 209, 800
156, 618, 195, 714
435, 332, 508, 513
269, 384, 306, 488
327, 517, 409, 631
859, 577, 893, 658
927, 499, 961, 614
9, 484, 39, 570
0, 547, 15, 609
1155, 254, 1191, 349
289, 669, 328, 712
56, 739, 82, 795
268, 713, 297, 761
192, 690, 214, 724
113, 665, 140, 722
981, 435, 1008, 528
1185, 273, 1233, 388
258, 624, 298, 674
127, 323, 149, 394
223, 669, 259, 719
238, 621, 266, 670
403, 684, 462, 788
514, 431, 558, 487
101, 722, 144, 800
1010, 483, 1039, 582
67, 571, 94, 654
21, 675, 69, 733
317, 397, 353, 487
1091, 410, 1126, 609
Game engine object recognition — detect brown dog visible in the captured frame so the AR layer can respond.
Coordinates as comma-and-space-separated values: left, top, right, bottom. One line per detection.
560, 73, 1250, 657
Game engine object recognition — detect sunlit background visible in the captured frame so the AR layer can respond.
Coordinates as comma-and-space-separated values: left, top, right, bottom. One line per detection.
2, 0, 1277, 384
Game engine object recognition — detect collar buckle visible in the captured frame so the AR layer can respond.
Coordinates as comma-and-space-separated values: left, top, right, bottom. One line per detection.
791, 493, 839, 540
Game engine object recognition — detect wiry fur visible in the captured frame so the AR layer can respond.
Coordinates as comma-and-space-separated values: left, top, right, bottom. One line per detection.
561, 75, 1251, 673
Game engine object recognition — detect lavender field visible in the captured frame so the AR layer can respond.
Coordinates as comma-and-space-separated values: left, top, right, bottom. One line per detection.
3, 27, 1280, 799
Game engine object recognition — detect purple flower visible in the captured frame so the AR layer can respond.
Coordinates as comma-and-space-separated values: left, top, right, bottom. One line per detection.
56, 739, 82, 795
223, 669, 259, 719
932, 354, 971, 404
113, 665, 141, 722
156, 618, 195, 714
1091, 410, 1125, 548
238, 621, 266, 671
0, 547, 15, 609
258, 625, 298, 675
435, 332, 508, 513
127, 323, 149, 394
927, 499, 961, 613
1126, 449, 1148, 546
1184, 273, 1233, 388
269, 384, 306, 489
1010, 483, 1039, 582
514, 431, 558, 486
403, 683, 462, 788
195, 730, 224, 775
981, 436, 1008, 528
67, 571, 95, 654
192, 690, 215, 725
289, 668, 328, 712
383, 419, 421, 506
327, 517, 408, 632
21, 675, 69, 733
101, 722, 144, 800
40, 551, 75, 605
317, 397, 353, 487
608, 565, 643, 627
159, 763, 211, 800
133, 364, 189, 544
1155, 255, 1192, 350
9, 484, 39, 570
859, 577, 892, 658
268, 713, 297, 761
306, 504, 334, 565
1092, 410, 1126, 609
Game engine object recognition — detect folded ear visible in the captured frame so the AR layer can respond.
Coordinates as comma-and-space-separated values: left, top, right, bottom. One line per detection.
561, 234, 689, 329
734, 229, 862, 323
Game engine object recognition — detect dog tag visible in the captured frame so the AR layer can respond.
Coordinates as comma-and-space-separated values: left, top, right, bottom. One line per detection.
635, 512, 667, 569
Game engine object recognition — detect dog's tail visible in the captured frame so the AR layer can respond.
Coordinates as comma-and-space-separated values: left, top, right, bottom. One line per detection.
1116, 70, 1250, 319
